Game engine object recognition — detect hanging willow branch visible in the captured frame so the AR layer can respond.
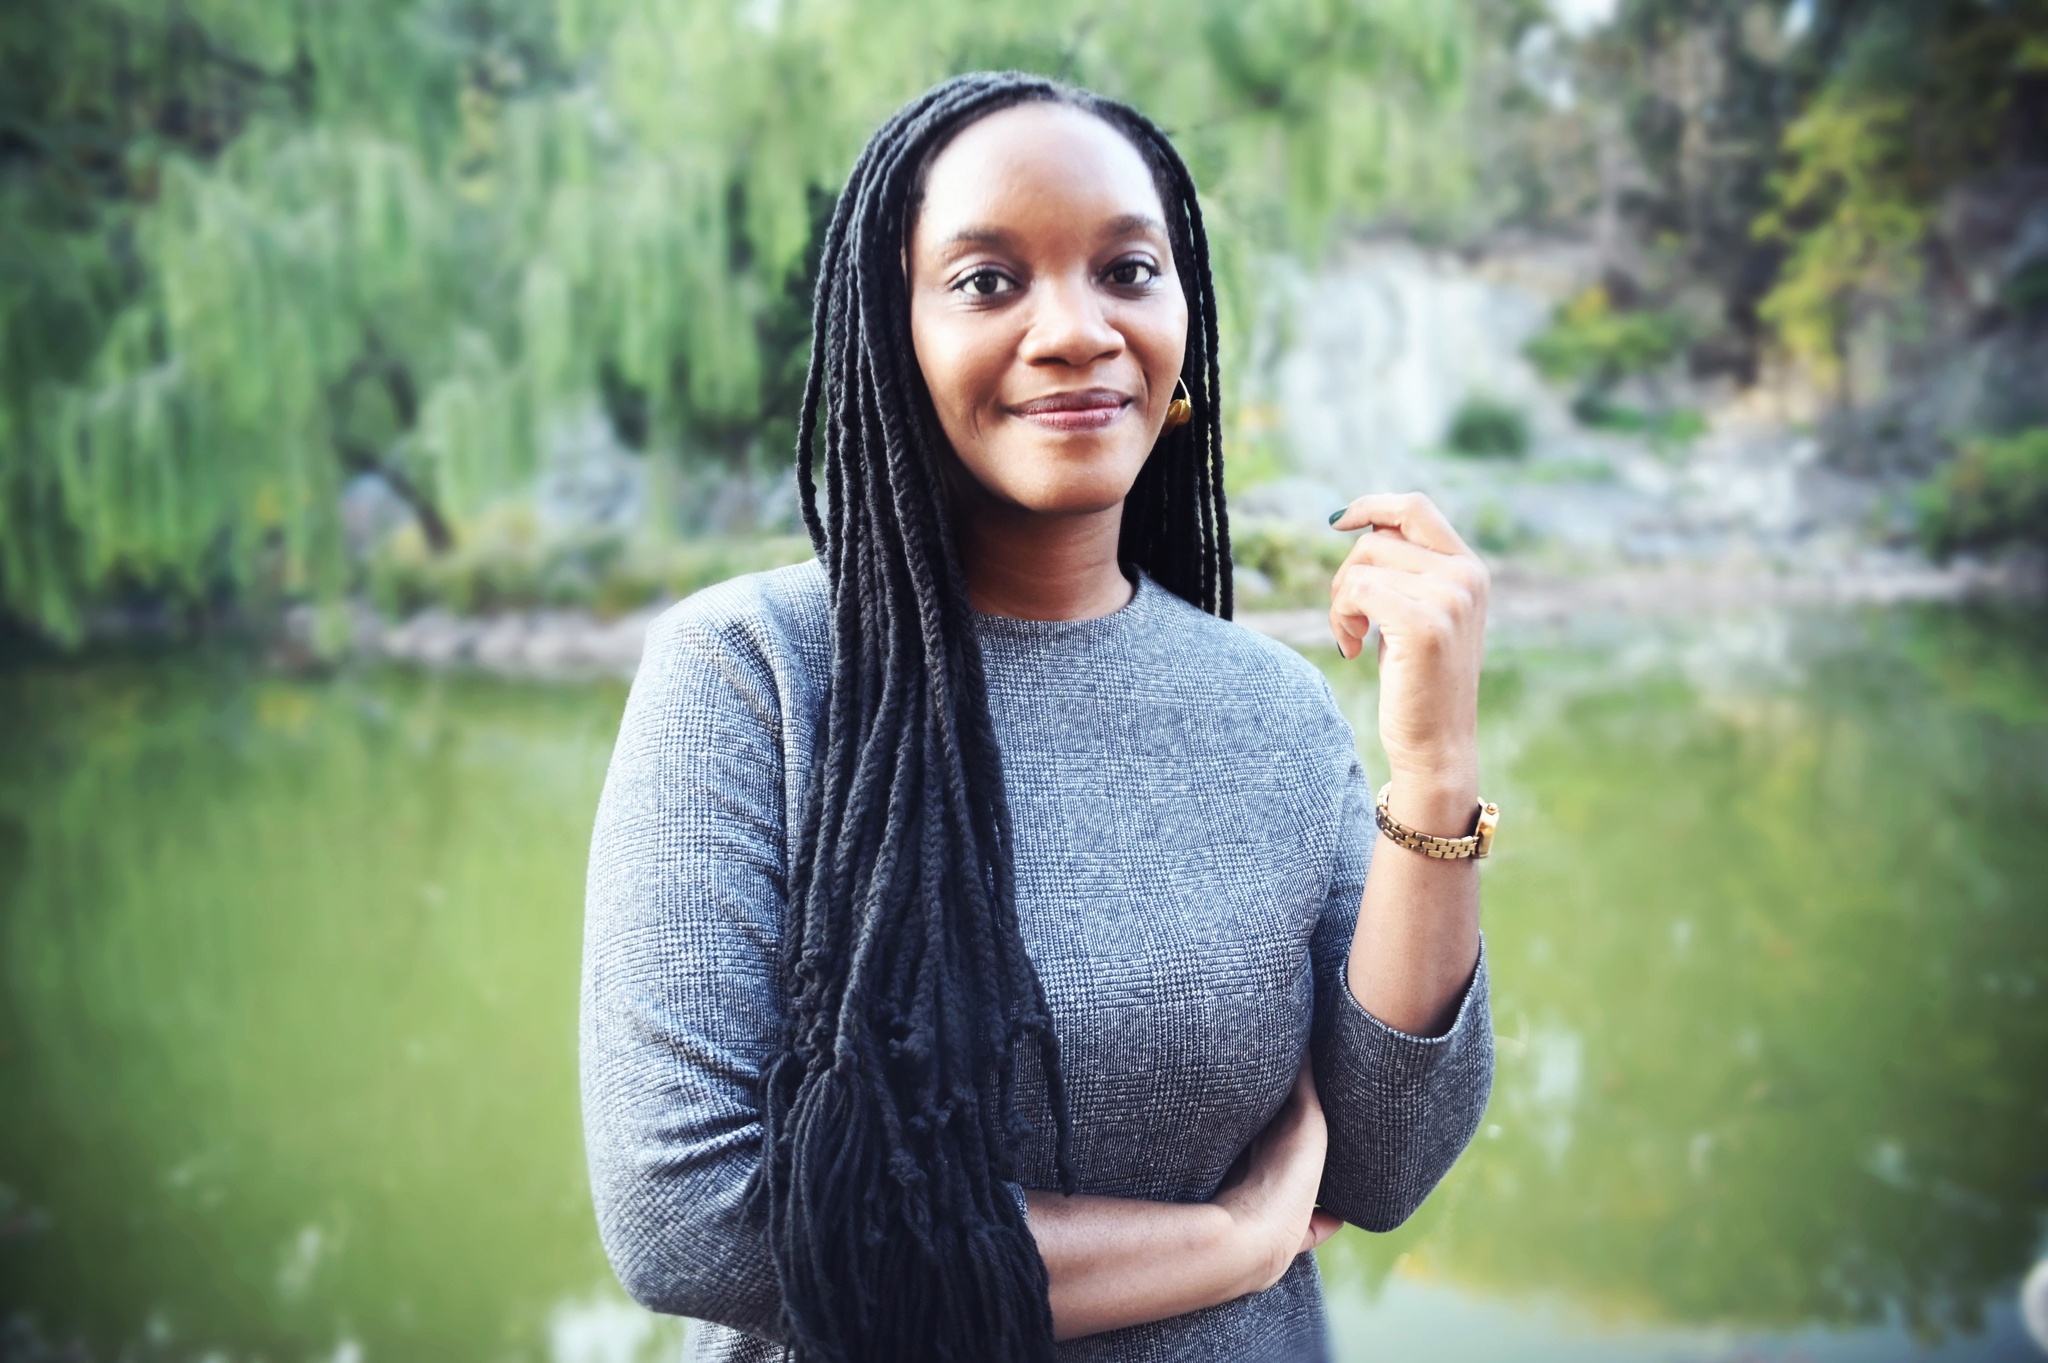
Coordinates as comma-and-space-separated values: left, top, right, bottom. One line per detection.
328, 339, 453, 553
0, 0, 1480, 642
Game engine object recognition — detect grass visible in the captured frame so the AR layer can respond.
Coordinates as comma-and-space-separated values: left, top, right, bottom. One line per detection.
1569, 394, 1707, 452
1917, 427, 2048, 558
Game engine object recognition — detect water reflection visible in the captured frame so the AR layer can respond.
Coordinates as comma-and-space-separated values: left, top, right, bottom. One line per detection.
0, 660, 638, 1361
1, 607, 2044, 1360
548, 1295, 688, 1363
1316, 606, 2048, 1357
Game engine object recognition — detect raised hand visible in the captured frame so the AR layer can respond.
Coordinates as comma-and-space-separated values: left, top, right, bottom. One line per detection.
1328, 493, 1488, 827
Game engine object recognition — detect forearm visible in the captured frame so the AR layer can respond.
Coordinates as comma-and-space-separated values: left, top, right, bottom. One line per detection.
1024, 1191, 1275, 1342
1345, 778, 1482, 1037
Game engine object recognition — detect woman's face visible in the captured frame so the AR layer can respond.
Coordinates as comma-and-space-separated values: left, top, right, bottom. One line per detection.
907, 102, 1189, 519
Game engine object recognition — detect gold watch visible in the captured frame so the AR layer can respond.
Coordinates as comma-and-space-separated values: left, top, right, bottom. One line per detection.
1374, 783, 1500, 860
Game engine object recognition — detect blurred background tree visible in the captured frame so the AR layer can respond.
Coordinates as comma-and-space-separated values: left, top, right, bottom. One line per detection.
0, 0, 1474, 641
1487, 0, 2048, 472
2, 0, 2045, 644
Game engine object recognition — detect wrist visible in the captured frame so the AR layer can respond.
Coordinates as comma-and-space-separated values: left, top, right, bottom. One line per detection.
1383, 769, 1481, 840
1214, 1197, 1293, 1297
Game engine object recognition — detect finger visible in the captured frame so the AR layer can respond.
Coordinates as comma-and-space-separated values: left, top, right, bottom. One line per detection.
1328, 566, 1454, 659
1338, 530, 1490, 604
1331, 544, 1486, 640
1330, 492, 1472, 556
1335, 562, 1482, 629
1333, 562, 1466, 616
1328, 606, 1369, 661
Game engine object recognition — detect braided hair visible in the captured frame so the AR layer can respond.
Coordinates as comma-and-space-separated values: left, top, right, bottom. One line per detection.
760, 71, 1232, 1363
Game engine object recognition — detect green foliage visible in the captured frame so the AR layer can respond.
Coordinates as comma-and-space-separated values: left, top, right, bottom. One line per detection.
2003, 258, 2048, 318
365, 510, 813, 617
1444, 395, 1529, 458
1521, 455, 1615, 485
1479, 0, 2047, 399
1569, 393, 1707, 449
1524, 284, 1702, 450
1525, 286, 1694, 387
1466, 498, 1529, 553
1749, 0, 2048, 387
1916, 428, 2048, 558
1752, 94, 1927, 389
1229, 521, 1353, 605
0, 0, 1482, 643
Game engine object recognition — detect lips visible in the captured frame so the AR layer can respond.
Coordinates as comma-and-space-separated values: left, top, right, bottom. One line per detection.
1011, 388, 1131, 433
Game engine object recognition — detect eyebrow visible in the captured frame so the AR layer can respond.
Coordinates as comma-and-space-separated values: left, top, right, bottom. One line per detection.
935, 212, 1170, 254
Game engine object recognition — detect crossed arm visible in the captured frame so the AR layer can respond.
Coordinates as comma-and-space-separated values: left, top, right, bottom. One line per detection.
1032, 491, 1489, 1340
1029, 837, 1481, 1340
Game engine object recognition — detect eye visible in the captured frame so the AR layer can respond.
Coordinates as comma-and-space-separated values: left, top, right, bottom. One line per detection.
954, 268, 1017, 298
1106, 258, 1160, 288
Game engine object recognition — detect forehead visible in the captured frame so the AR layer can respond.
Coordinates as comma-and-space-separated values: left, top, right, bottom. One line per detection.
914, 102, 1166, 242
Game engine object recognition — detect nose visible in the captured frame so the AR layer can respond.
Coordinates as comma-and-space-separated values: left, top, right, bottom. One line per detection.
1021, 272, 1123, 369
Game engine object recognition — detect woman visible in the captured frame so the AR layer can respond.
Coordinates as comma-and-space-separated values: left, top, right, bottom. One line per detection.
581, 72, 1494, 1363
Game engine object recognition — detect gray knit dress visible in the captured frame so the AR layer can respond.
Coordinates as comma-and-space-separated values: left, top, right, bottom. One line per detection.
580, 561, 1493, 1363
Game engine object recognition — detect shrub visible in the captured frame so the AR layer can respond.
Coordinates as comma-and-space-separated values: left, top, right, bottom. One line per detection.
1525, 287, 1695, 386
1445, 397, 1531, 459
1468, 500, 1530, 554
1917, 428, 2048, 558
1569, 394, 1708, 450
2004, 257, 2048, 317
1524, 457, 1616, 485
1229, 523, 1354, 607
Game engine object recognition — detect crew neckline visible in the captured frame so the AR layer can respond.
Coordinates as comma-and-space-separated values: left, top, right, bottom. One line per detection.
971, 570, 1154, 637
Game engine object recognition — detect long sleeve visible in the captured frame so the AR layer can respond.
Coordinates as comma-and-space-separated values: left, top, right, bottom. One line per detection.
1307, 756, 1495, 1232
581, 564, 1492, 1362
579, 600, 795, 1338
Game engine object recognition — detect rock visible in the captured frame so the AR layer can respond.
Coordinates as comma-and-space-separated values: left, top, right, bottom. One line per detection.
1269, 237, 1570, 496
2023, 1257, 2048, 1354
339, 472, 417, 557
471, 614, 531, 670
538, 406, 645, 536
386, 609, 475, 668
1234, 566, 1276, 600
346, 601, 663, 680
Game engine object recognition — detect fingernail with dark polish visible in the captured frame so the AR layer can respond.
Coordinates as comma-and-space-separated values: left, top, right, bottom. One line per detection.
1327, 508, 1345, 525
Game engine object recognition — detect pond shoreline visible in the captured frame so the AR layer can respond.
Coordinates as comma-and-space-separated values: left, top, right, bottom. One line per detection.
290, 552, 2045, 682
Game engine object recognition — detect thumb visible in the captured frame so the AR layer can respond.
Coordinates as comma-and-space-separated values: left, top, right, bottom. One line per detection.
1297, 1210, 1344, 1255
1293, 1056, 1321, 1107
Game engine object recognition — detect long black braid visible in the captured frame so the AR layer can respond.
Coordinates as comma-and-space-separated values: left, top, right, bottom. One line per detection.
760, 71, 1232, 1363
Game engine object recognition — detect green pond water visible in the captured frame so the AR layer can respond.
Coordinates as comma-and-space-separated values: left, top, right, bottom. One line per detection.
3, 604, 2046, 1362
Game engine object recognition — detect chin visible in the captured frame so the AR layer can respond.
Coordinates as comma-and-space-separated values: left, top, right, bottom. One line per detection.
1009, 468, 1146, 516
987, 439, 1153, 516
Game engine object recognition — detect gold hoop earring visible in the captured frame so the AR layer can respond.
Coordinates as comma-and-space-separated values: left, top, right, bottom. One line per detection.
1162, 377, 1194, 432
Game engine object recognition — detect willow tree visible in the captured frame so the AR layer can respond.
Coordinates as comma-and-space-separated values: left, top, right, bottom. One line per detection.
0, 0, 1479, 641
